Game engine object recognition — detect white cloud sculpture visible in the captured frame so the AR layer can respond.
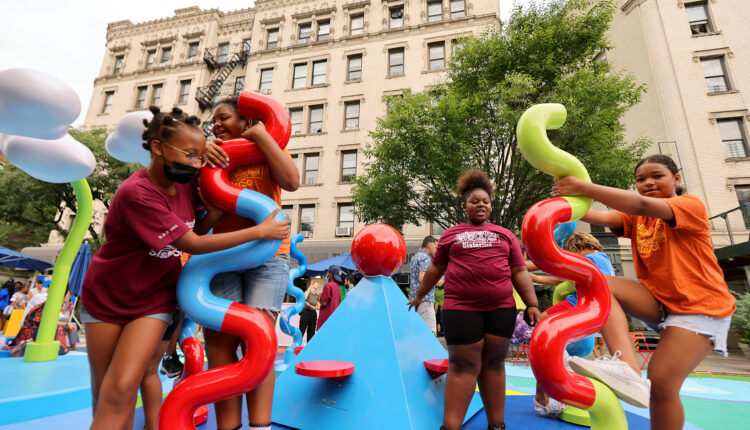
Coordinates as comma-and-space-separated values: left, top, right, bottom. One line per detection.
105, 110, 153, 166
1, 133, 96, 183
0, 68, 81, 140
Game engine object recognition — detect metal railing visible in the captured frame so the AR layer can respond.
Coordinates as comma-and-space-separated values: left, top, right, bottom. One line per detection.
203, 42, 250, 70
709, 203, 750, 245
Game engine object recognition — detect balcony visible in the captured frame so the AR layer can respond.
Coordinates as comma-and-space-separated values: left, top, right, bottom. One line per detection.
203, 42, 250, 70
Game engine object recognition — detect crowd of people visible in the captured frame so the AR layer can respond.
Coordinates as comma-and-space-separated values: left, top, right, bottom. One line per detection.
0, 88, 733, 430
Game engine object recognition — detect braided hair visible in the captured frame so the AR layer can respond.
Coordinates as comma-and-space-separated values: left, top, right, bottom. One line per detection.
141, 105, 202, 151
457, 169, 495, 203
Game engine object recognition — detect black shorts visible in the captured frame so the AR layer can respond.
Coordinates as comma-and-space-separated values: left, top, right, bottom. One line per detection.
442, 307, 517, 345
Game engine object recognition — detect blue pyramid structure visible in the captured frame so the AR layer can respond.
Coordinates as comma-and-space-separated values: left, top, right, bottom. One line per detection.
272, 275, 483, 429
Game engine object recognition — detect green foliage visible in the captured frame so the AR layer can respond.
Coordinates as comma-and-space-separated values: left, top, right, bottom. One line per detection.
0, 128, 140, 250
435, 286, 445, 307
353, 0, 649, 232
731, 293, 750, 344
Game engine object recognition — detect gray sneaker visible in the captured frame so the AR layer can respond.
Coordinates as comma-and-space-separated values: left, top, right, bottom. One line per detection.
568, 351, 650, 408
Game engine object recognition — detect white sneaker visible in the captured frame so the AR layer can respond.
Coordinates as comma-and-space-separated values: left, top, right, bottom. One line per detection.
568, 351, 650, 408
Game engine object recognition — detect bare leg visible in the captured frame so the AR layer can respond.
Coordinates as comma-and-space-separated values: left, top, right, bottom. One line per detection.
90, 317, 167, 430
600, 275, 662, 374
245, 310, 278, 426
204, 327, 243, 429
85, 322, 123, 417
141, 339, 170, 430
443, 340, 483, 430
477, 333, 511, 427
647, 327, 712, 430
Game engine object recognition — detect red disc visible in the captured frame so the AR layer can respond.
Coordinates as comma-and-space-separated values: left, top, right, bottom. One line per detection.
423, 359, 449, 375
295, 360, 354, 378
350, 224, 406, 277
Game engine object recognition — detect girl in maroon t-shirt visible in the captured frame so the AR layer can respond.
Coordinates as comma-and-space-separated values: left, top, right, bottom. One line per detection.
408, 169, 541, 430
81, 106, 289, 430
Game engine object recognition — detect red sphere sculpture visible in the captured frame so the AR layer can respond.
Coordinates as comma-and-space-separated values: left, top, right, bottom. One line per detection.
350, 224, 406, 277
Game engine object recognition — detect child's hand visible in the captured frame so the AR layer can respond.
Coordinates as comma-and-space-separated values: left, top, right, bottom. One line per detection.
205, 139, 229, 168
257, 208, 289, 240
197, 186, 221, 216
550, 176, 585, 198
407, 296, 423, 312
524, 306, 543, 326
241, 122, 268, 142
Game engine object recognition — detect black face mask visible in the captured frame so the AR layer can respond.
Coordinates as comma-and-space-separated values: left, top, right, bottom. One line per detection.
163, 157, 200, 184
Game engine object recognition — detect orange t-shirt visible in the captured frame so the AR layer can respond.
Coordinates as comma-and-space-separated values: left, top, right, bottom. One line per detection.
212, 149, 293, 255
613, 194, 735, 318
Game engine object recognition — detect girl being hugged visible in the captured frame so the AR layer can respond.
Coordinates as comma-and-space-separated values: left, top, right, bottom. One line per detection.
81, 106, 288, 430
551, 154, 735, 429
203, 96, 299, 430
409, 169, 541, 430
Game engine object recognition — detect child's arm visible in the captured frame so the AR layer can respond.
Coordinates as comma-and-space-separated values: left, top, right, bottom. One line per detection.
553, 176, 675, 222
193, 186, 224, 235
510, 266, 542, 324
244, 124, 300, 192
171, 208, 288, 255
526, 261, 561, 285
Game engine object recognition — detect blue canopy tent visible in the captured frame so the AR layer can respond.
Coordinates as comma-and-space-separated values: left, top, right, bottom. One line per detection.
306, 253, 357, 276
66, 243, 91, 326
0, 246, 53, 272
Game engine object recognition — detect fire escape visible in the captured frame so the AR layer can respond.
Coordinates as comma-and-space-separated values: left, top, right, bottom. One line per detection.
195, 42, 249, 113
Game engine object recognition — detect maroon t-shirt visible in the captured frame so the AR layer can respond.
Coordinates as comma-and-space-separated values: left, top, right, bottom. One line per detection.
432, 222, 525, 311
317, 281, 341, 329
81, 169, 196, 323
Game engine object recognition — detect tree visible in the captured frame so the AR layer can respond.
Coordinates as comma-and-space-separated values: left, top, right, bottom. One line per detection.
0, 128, 140, 250
352, 0, 649, 233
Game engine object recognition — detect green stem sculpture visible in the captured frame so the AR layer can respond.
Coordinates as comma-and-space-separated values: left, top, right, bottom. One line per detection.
24, 179, 92, 362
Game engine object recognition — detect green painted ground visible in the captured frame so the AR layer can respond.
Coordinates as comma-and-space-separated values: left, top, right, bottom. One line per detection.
682, 397, 750, 430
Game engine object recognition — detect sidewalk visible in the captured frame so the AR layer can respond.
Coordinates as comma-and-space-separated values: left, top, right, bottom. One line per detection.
693, 348, 750, 377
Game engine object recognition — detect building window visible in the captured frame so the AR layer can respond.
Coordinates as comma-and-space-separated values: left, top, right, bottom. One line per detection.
234, 76, 245, 96
341, 150, 357, 182
217, 43, 229, 63
242, 38, 251, 53
309, 105, 324, 133
312, 60, 327, 86
300, 205, 315, 235
135, 86, 147, 108
350, 14, 364, 36
429, 42, 446, 70
717, 119, 748, 159
345, 101, 360, 130
735, 185, 750, 229
338, 204, 354, 230
450, 0, 465, 19
282, 205, 294, 232
701, 57, 729, 93
145, 50, 156, 69
187, 42, 199, 62
304, 153, 319, 184
150, 84, 163, 107
390, 6, 404, 29
431, 221, 447, 236
113, 55, 124, 74
317, 20, 330, 41
348, 54, 362, 81
178, 80, 191, 104
686, 2, 712, 35
159, 47, 171, 67
267, 29, 279, 49
102, 91, 114, 114
298, 23, 312, 44
428, 1, 443, 22
292, 63, 307, 89
389, 48, 404, 76
259, 68, 273, 91
290, 108, 303, 135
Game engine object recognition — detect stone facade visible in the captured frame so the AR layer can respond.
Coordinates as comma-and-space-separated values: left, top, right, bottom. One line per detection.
81, 1, 501, 261
607, 0, 750, 248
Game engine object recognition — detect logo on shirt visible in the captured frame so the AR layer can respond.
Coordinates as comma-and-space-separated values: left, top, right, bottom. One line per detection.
150, 219, 195, 259
455, 230, 500, 249
636, 220, 666, 256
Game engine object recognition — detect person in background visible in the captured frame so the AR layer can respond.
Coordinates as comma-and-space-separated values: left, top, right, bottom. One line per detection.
299, 281, 321, 343
317, 266, 344, 330
409, 236, 444, 334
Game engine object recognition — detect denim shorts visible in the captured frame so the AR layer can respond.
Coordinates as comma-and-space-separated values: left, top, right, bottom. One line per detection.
79, 307, 172, 325
643, 306, 733, 357
209, 254, 290, 313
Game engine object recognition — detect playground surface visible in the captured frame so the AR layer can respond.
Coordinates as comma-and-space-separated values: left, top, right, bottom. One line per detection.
1, 346, 749, 430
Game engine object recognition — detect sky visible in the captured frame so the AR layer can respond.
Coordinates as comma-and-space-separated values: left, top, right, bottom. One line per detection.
0, 0, 527, 126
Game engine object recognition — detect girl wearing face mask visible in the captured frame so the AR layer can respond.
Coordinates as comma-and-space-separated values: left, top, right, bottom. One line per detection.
80, 106, 289, 430
203, 96, 299, 430
409, 169, 541, 430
